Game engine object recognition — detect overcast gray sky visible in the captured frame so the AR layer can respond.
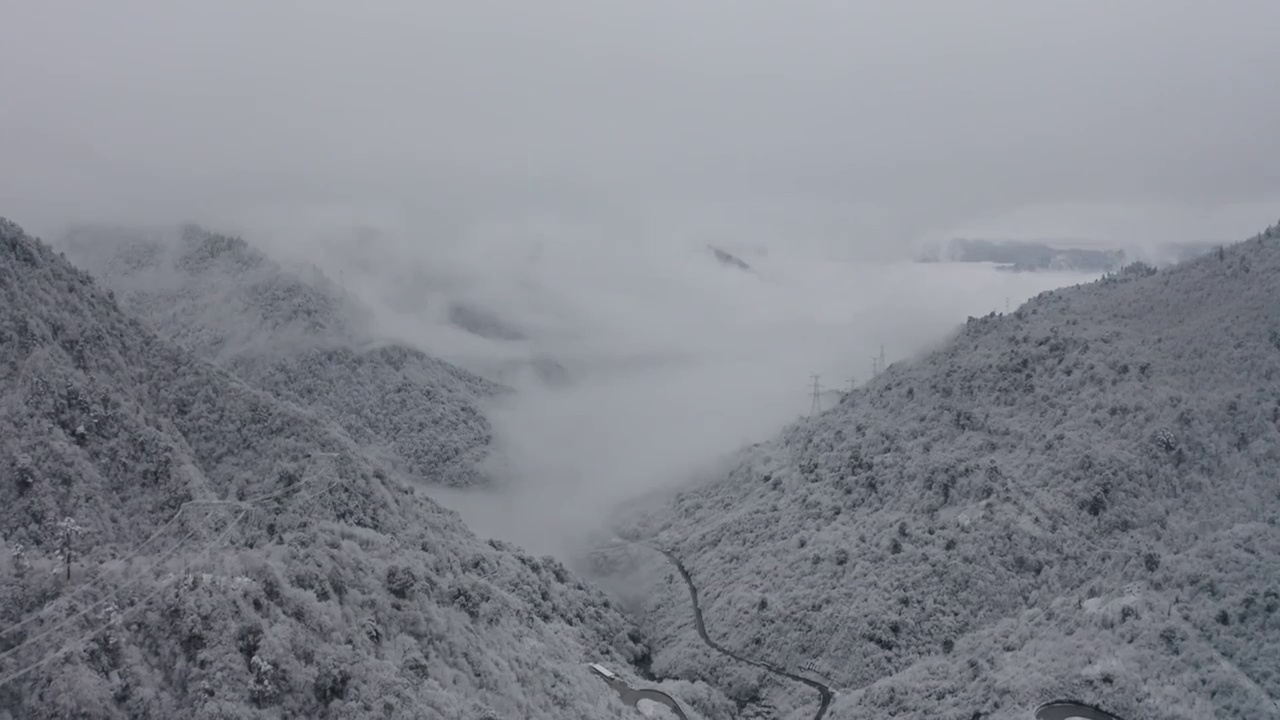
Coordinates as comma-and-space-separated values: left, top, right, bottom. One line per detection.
3, 0, 1279, 244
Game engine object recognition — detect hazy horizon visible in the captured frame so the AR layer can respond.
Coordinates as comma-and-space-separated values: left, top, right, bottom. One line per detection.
4, 1, 1280, 252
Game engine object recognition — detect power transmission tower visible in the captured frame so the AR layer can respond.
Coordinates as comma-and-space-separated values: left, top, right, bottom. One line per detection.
879, 344, 886, 374
848, 376, 857, 393
809, 374, 822, 416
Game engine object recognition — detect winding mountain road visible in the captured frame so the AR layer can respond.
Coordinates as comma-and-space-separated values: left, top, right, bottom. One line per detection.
608, 537, 1129, 720
622, 539, 833, 720
603, 678, 689, 719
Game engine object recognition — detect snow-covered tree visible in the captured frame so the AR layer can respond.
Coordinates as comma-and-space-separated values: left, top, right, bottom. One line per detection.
53, 516, 84, 581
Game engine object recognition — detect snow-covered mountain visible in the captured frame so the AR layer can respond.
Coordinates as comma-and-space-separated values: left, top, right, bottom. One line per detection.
57, 224, 502, 488
0, 217, 660, 718
606, 225, 1280, 719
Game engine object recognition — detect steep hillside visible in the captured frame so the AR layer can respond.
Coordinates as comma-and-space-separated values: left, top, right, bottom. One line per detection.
613, 226, 1280, 719
58, 224, 500, 488
0, 218, 654, 719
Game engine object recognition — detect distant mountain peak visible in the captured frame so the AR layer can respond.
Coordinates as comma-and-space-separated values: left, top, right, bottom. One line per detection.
707, 244, 752, 271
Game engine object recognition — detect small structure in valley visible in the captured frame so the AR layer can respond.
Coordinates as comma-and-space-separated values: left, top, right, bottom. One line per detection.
588, 663, 619, 681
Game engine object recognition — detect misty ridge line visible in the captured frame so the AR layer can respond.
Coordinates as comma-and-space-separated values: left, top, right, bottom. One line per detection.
3, 216, 1278, 719
51, 216, 1103, 560
60, 212, 1249, 556
0, 216, 660, 718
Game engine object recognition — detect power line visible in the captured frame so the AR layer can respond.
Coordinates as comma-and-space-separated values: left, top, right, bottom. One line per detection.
4, 451, 341, 642
870, 344, 888, 378
809, 374, 822, 417
0, 508, 250, 690
0, 519, 206, 666
0, 453, 346, 687
2, 507, 191, 638
0, 466, 347, 690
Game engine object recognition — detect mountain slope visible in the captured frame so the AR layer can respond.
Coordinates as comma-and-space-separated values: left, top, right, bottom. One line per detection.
58, 224, 500, 487
617, 227, 1280, 719
0, 218, 652, 719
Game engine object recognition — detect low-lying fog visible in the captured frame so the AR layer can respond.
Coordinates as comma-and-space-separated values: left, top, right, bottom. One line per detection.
6, 0, 1280, 561
240, 212, 1098, 558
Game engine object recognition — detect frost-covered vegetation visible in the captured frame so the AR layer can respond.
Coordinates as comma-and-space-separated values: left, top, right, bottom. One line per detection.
58, 224, 501, 488
615, 224, 1280, 719
0, 218, 661, 719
